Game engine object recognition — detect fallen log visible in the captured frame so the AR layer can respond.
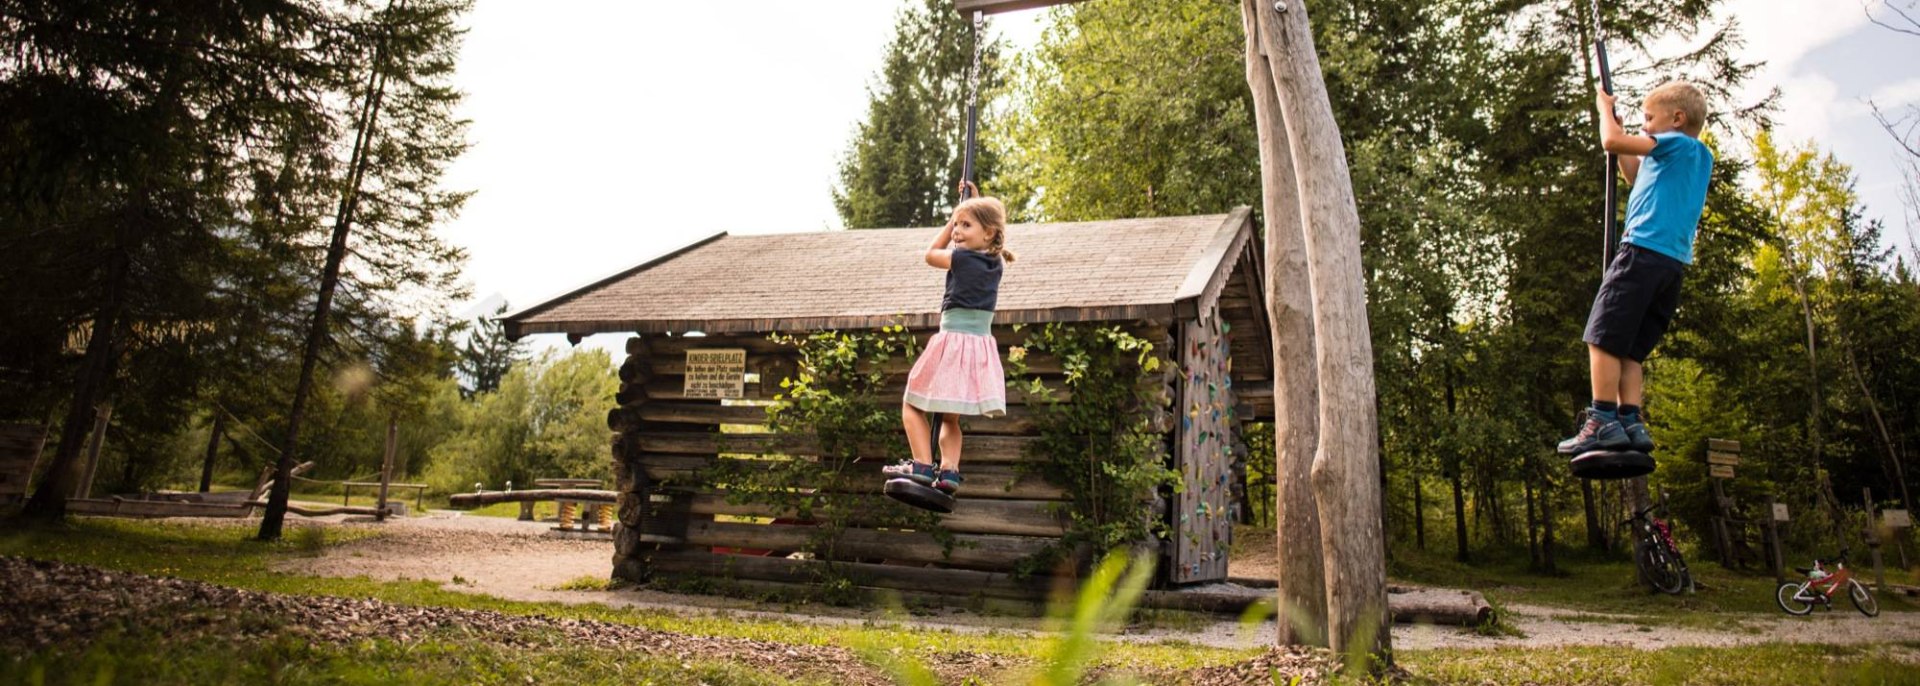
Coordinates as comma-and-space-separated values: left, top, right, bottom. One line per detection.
1138, 583, 1494, 626
448, 489, 617, 508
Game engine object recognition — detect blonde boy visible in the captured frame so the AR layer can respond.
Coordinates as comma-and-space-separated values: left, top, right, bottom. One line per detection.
1559, 81, 1714, 456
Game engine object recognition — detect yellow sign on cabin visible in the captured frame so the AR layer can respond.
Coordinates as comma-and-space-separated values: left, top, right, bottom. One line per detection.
683, 349, 746, 399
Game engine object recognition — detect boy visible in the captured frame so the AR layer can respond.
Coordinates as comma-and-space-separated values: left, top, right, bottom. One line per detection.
1558, 80, 1714, 456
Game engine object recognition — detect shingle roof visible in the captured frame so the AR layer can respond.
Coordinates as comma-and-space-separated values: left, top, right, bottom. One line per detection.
504, 208, 1253, 337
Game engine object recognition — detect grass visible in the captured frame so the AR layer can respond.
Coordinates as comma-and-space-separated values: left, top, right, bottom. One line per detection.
1386, 541, 1918, 626
6, 518, 1919, 685
0, 519, 1255, 674
1400, 643, 1920, 685
4, 629, 825, 686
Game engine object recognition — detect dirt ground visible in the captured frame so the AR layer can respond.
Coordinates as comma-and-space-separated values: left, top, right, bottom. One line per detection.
277, 511, 1920, 652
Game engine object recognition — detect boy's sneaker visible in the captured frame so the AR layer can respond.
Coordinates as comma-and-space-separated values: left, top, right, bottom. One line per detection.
1557, 413, 1631, 455
1622, 420, 1656, 453
933, 469, 963, 495
882, 460, 936, 486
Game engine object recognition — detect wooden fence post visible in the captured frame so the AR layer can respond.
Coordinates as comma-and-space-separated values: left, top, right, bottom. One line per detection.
376, 416, 397, 521
74, 402, 114, 499
1766, 494, 1784, 586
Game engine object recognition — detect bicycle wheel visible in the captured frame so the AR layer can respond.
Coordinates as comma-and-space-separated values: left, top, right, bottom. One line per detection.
1637, 541, 1685, 594
1776, 582, 1815, 616
1848, 580, 1879, 617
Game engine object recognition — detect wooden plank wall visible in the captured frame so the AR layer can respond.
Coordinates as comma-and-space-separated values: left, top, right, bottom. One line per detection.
607, 324, 1173, 600
0, 422, 48, 502
1170, 303, 1239, 584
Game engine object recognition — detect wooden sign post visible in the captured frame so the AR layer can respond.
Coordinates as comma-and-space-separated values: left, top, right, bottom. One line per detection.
1862, 488, 1888, 592
1766, 495, 1787, 585
1706, 439, 1740, 568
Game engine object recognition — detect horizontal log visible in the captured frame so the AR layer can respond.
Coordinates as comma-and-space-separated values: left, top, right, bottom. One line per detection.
641, 376, 1070, 403
647, 353, 1068, 376
685, 492, 1066, 538
66, 498, 251, 519
1137, 585, 1494, 625
674, 576, 1047, 616
643, 548, 1052, 600
637, 431, 1038, 464
680, 520, 1054, 570
645, 324, 1171, 358
635, 454, 1065, 500
635, 402, 1038, 435
954, 1, 1086, 17
448, 489, 617, 508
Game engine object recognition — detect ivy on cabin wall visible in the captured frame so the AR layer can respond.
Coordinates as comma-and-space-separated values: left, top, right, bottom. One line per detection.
1010, 322, 1179, 578
701, 325, 948, 605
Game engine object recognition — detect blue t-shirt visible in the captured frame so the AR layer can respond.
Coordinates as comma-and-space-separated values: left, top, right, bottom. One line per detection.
941, 248, 1002, 312
1622, 131, 1714, 265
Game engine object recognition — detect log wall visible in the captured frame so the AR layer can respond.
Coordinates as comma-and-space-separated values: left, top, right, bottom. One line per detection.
608, 320, 1251, 601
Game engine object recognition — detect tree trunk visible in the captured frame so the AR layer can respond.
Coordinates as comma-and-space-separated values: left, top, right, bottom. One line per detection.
1839, 341, 1914, 515
1581, 478, 1606, 550
1413, 469, 1425, 551
1246, 0, 1389, 665
259, 35, 393, 541
1451, 466, 1469, 563
1240, 0, 1326, 647
1541, 479, 1557, 574
199, 412, 225, 493
1524, 478, 1540, 570
18, 250, 129, 522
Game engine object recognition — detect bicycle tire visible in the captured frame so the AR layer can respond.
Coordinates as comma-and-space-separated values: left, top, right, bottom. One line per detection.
1776, 582, 1815, 615
1848, 580, 1879, 617
1637, 541, 1685, 594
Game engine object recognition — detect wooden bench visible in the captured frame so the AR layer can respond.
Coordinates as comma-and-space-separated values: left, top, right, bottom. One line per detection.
340, 480, 427, 514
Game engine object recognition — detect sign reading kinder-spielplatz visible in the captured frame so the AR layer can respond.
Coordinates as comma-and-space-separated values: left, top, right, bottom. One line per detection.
684, 348, 746, 399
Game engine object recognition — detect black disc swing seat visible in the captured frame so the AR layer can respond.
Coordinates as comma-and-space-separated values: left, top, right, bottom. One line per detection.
1570, 449, 1656, 480
884, 478, 956, 514
885, 411, 957, 514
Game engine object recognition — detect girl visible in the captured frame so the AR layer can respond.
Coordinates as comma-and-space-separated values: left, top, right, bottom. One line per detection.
883, 182, 1015, 498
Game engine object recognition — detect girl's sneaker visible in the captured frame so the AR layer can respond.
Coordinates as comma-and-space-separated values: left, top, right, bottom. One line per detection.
1623, 421, 1656, 452
934, 469, 963, 495
882, 460, 936, 486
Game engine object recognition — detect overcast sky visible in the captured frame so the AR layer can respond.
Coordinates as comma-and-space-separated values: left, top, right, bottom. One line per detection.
437, 1, 1920, 354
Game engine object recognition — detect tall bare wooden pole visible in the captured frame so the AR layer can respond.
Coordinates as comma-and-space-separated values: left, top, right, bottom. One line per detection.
1246, 0, 1390, 663
1241, 0, 1326, 647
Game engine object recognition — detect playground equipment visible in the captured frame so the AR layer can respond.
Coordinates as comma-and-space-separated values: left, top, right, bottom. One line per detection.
1569, 0, 1654, 483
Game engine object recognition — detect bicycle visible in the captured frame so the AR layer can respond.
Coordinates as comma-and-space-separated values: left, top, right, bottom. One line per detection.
1776, 549, 1879, 617
1626, 503, 1692, 594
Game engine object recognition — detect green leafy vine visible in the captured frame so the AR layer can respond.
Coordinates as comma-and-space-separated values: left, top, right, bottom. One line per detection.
702, 324, 947, 605
1009, 322, 1179, 577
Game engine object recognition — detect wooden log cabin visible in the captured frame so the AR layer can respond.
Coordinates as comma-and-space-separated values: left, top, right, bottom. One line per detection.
501, 208, 1273, 600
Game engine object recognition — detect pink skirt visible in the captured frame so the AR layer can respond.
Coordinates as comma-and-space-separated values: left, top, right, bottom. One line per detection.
904, 311, 1006, 417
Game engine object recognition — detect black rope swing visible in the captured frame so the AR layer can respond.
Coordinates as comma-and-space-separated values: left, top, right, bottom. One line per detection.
1569, 0, 1655, 482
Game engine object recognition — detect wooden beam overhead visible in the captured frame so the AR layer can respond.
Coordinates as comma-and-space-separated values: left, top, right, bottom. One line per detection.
954, 0, 1086, 16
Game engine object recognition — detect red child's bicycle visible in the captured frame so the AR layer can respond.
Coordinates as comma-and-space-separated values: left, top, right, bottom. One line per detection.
1775, 549, 1879, 617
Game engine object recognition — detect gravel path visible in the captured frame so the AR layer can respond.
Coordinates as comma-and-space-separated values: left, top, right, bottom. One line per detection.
275, 512, 1920, 653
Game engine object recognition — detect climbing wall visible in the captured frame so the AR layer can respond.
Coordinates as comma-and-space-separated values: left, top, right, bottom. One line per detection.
1171, 305, 1237, 584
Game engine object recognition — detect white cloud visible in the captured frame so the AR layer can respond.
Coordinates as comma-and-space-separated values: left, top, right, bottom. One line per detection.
1721, 0, 1870, 73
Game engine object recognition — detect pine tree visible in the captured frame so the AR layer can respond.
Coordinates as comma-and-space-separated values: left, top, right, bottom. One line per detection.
457, 303, 527, 397
834, 0, 1003, 229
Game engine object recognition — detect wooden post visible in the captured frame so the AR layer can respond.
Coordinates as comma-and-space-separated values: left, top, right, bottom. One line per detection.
1864, 488, 1885, 593
1241, 0, 1325, 648
74, 401, 113, 499
1766, 494, 1784, 586
1247, 0, 1389, 663
199, 413, 224, 493
376, 416, 397, 521
1710, 477, 1733, 568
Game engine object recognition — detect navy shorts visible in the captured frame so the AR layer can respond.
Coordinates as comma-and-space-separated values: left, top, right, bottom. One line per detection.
1583, 244, 1686, 362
